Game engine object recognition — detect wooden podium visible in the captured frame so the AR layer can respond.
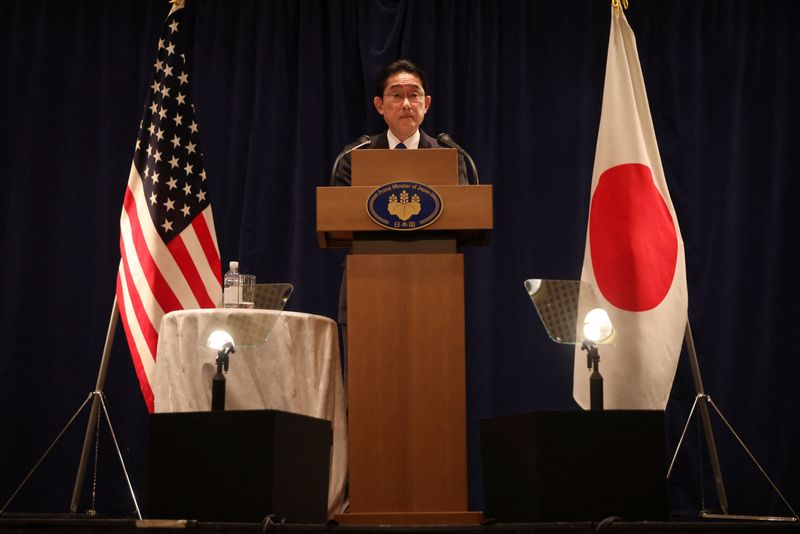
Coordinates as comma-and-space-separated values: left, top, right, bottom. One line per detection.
317, 149, 492, 525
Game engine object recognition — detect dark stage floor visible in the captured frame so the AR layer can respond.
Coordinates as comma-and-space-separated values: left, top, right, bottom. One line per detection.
1, 516, 799, 534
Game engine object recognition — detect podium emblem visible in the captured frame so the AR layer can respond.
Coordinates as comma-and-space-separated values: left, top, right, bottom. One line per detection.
367, 181, 442, 231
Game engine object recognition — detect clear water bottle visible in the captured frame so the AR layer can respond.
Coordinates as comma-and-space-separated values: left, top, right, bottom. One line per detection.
222, 261, 241, 308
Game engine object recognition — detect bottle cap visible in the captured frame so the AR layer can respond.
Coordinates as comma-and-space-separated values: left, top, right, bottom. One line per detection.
229, 261, 239, 270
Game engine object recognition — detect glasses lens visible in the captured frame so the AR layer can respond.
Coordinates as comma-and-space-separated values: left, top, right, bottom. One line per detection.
385, 92, 424, 103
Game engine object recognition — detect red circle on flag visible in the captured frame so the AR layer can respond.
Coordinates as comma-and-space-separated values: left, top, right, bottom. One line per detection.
589, 163, 678, 312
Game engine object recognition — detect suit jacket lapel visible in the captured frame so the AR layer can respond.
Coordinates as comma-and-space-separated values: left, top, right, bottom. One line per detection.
371, 132, 390, 149
418, 129, 435, 148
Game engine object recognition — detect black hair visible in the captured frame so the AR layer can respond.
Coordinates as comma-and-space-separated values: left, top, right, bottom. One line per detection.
375, 59, 428, 98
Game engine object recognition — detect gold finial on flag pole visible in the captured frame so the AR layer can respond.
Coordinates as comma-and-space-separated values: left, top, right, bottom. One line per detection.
168, 0, 184, 16
611, 0, 629, 11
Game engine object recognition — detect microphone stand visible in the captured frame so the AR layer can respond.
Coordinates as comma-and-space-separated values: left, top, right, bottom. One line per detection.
330, 136, 371, 184
436, 132, 480, 184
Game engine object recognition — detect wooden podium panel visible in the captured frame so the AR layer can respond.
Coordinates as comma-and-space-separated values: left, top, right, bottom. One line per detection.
346, 253, 468, 513
318, 165, 490, 524
352, 149, 458, 185
316, 185, 493, 248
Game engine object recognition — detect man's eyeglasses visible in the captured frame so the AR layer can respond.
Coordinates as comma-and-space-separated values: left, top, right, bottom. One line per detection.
383, 91, 426, 104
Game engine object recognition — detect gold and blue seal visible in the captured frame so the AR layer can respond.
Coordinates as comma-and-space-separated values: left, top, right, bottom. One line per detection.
366, 181, 443, 231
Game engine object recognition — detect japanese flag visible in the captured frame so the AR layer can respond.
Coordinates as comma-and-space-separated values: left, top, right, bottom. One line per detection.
574, 5, 688, 410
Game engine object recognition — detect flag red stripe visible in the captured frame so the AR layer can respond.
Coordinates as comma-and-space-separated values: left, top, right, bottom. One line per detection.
116, 273, 155, 412
119, 234, 160, 358
123, 187, 183, 313
167, 233, 216, 308
192, 212, 222, 284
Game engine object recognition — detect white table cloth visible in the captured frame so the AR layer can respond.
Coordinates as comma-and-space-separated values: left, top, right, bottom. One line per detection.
153, 309, 347, 517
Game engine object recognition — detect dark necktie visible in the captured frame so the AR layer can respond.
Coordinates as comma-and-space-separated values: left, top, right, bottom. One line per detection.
395, 143, 407, 149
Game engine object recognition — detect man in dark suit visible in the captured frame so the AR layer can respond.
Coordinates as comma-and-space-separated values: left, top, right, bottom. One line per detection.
331, 59, 469, 366
332, 59, 468, 187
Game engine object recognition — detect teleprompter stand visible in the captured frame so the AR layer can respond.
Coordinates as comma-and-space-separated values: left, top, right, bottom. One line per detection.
523, 279, 797, 522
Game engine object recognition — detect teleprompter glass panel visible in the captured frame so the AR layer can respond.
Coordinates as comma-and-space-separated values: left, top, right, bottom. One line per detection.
523, 279, 613, 346
197, 283, 294, 350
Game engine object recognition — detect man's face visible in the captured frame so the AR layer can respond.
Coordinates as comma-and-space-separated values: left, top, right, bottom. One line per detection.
373, 71, 431, 142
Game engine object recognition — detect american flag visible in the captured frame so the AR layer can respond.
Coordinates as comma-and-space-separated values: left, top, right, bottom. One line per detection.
117, 2, 222, 412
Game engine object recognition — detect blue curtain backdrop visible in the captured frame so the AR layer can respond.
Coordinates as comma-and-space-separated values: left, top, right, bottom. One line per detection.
1, 0, 798, 518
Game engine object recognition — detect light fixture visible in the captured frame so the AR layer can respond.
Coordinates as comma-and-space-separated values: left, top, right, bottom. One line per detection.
206, 330, 235, 411
583, 308, 614, 343
522, 279, 613, 410
581, 306, 614, 411
206, 329, 234, 351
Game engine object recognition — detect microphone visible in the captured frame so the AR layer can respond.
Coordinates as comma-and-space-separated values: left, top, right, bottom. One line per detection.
436, 132, 479, 185
330, 135, 371, 184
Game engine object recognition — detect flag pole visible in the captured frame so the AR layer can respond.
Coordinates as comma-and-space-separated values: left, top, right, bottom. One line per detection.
69, 296, 120, 513
682, 320, 729, 514
676, 322, 798, 521
1, 295, 140, 517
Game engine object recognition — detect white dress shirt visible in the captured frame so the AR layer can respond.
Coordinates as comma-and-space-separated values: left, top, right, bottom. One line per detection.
387, 129, 421, 149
